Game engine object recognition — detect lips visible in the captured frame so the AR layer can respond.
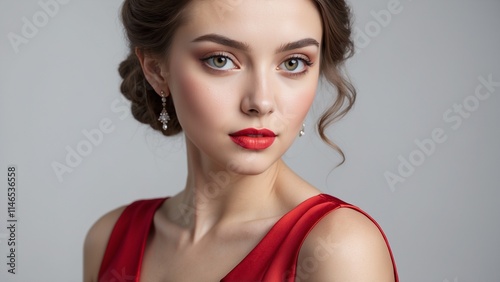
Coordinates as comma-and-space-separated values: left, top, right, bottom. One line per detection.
229, 128, 276, 150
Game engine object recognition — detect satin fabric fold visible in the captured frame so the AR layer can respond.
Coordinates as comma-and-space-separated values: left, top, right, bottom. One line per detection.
98, 194, 398, 282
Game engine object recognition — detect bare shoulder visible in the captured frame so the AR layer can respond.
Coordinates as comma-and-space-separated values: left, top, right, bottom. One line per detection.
83, 205, 127, 282
297, 207, 396, 282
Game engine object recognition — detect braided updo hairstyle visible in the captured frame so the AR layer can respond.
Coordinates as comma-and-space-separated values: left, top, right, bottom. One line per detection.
118, 0, 356, 166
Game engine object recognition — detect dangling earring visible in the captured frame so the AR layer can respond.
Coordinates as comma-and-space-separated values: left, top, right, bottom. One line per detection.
158, 90, 170, 131
299, 123, 305, 137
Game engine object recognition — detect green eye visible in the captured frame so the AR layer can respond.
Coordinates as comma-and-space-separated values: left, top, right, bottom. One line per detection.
284, 59, 299, 71
279, 57, 311, 74
203, 55, 237, 70
213, 56, 228, 68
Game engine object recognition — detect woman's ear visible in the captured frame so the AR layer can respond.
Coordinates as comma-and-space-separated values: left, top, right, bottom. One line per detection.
135, 47, 169, 95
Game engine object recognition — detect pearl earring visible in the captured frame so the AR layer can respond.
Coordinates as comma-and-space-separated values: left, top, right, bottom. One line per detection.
299, 123, 305, 137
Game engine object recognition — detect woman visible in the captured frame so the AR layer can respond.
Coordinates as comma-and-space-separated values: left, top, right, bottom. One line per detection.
84, 0, 398, 281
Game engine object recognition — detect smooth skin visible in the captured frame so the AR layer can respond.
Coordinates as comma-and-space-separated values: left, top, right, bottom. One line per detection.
84, 0, 395, 281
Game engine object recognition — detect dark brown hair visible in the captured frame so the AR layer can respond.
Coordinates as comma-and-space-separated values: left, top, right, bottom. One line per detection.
119, 0, 356, 166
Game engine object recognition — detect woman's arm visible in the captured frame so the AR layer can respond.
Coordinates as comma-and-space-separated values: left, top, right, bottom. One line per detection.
297, 208, 396, 281
83, 206, 126, 282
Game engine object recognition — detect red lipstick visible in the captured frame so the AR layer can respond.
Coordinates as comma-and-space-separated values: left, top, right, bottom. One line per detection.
229, 128, 276, 150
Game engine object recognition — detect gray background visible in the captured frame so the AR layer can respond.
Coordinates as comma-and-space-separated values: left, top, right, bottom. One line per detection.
1, 0, 499, 281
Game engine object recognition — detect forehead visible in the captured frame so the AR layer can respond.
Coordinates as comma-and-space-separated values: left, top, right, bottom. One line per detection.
176, 0, 323, 46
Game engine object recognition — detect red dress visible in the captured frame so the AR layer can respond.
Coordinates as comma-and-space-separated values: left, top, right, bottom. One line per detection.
98, 194, 399, 281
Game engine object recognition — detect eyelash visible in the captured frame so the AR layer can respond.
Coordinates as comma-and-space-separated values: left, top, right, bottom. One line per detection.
199, 52, 314, 77
200, 52, 238, 72
281, 55, 313, 77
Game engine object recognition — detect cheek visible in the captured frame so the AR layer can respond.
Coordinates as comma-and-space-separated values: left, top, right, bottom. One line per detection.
167, 57, 236, 130
293, 73, 320, 116
272, 79, 318, 133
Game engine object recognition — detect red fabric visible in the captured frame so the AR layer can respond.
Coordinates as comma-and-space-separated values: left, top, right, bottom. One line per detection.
98, 194, 399, 281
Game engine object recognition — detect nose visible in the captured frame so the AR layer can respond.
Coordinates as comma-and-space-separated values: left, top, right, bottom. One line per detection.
240, 70, 276, 116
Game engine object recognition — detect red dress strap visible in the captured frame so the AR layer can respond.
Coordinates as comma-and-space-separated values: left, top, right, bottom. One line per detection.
97, 194, 398, 282
221, 194, 399, 281
98, 197, 167, 282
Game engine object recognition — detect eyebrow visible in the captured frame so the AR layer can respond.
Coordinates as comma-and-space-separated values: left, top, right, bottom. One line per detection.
276, 38, 320, 53
192, 34, 250, 51
191, 33, 320, 53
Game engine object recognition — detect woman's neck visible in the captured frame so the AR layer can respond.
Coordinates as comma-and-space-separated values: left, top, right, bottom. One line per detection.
168, 140, 288, 243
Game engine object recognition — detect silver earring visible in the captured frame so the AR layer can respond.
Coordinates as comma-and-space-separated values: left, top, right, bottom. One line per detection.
158, 90, 170, 131
299, 123, 305, 137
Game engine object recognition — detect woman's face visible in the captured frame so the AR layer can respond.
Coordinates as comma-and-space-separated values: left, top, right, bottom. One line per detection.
164, 0, 323, 174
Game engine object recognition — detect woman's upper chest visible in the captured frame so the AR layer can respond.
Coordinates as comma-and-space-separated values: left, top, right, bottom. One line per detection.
139, 218, 279, 282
